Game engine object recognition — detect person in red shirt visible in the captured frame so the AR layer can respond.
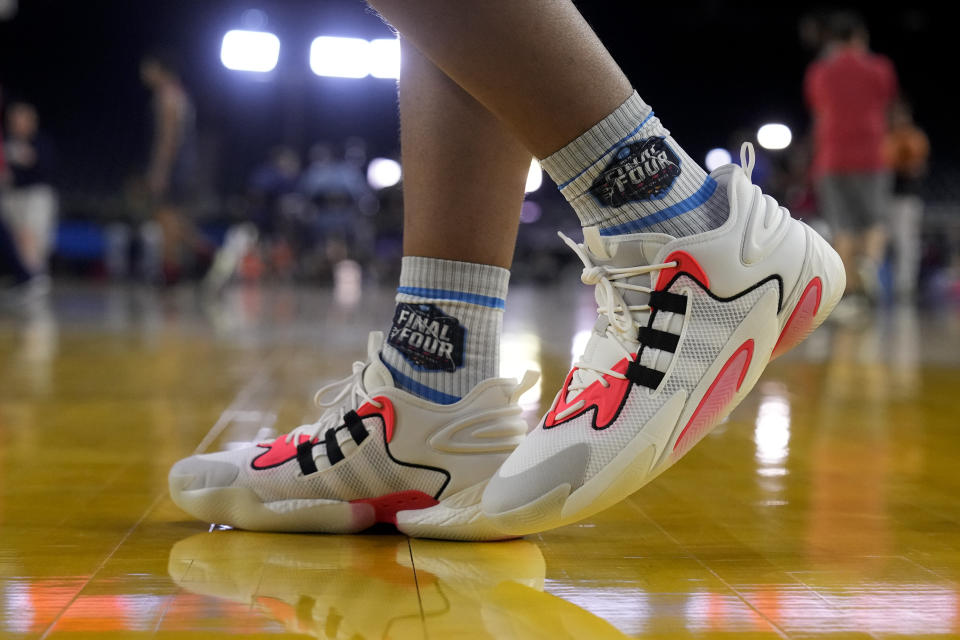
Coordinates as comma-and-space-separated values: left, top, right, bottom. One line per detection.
805, 12, 898, 299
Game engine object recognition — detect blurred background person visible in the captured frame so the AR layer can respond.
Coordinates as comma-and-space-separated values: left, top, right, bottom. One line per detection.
0, 99, 34, 288
140, 49, 208, 283
299, 140, 375, 277
248, 145, 302, 243
0, 84, 4, 176
885, 99, 929, 303
805, 11, 898, 306
234, 144, 302, 282
1, 100, 57, 285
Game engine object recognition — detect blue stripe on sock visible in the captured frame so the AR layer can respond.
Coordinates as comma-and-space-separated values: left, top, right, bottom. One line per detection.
396, 286, 505, 310
381, 359, 462, 405
556, 112, 655, 190
599, 176, 718, 236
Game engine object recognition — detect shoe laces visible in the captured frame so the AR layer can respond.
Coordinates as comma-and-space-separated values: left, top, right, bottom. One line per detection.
558, 231, 677, 398
283, 359, 382, 445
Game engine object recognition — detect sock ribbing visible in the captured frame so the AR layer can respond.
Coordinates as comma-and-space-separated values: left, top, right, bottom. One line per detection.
380, 256, 508, 405
540, 91, 728, 237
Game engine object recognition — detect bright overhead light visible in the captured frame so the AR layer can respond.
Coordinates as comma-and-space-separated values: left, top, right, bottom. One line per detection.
757, 123, 792, 150
368, 38, 401, 79
525, 159, 543, 193
310, 36, 370, 78
220, 30, 280, 73
704, 148, 732, 172
367, 158, 402, 190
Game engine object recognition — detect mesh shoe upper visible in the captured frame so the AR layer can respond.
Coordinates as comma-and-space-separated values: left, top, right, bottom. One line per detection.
484, 144, 839, 517
170, 332, 536, 520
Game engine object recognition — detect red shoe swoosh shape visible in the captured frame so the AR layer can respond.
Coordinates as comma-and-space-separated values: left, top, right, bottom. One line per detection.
545, 358, 633, 430
250, 396, 395, 469
251, 433, 318, 469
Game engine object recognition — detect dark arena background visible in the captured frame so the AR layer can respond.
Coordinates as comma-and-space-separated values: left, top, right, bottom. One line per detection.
2, 1, 960, 638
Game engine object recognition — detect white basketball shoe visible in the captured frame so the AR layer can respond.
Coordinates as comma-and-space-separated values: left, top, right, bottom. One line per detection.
169, 332, 537, 540
482, 143, 845, 534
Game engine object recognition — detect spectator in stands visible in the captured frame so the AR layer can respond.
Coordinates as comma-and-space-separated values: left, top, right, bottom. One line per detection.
248, 145, 302, 239
299, 141, 375, 272
885, 99, 930, 302
1, 101, 57, 284
805, 11, 898, 304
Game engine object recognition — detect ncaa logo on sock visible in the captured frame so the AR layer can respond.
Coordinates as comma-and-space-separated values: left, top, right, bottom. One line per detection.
590, 136, 681, 207
388, 303, 465, 372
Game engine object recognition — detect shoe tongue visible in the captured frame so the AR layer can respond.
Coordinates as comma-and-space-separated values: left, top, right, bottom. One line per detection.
584, 227, 671, 311
566, 228, 672, 402
361, 331, 395, 391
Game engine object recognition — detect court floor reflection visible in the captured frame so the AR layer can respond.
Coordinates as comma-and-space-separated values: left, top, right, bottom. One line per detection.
2, 284, 960, 638
167, 531, 631, 639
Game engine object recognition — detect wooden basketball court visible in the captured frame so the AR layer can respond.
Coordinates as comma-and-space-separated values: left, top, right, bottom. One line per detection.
2, 284, 958, 638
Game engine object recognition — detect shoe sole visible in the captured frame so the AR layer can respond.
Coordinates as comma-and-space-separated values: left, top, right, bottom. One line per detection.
170, 477, 514, 541
485, 227, 845, 535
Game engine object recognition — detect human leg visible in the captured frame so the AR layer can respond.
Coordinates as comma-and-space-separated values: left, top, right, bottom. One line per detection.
0, 203, 32, 284
361, 0, 845, 533
168, 38, 538, 540
19, 185, 57, 275
398, 39, 530, 268
860, 173, 893, 299
367, 0, 729, 238
817, 174, 863, 293
380, 37, 531, 403
890, 195, 923, 300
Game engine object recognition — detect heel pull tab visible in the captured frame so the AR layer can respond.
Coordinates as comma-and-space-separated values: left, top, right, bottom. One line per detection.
740, 142, 756, 181
510, 370, 540, 404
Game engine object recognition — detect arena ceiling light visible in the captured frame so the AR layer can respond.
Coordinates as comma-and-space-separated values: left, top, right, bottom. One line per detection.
310, 36, 371, 78
367, 158, 402, 189
368, 38, 401, 79
757, 123, 792, 150
310, 36, 401, 79
220, 30, 280, 72
704, 148, 732, 172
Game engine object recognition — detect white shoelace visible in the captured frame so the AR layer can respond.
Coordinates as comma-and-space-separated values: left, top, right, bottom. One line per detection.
557, 232, 677, 420
555, 143, 755, 421
282, 359, 382, 445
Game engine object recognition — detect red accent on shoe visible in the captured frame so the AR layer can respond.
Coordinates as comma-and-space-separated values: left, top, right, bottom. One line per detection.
358, 396, 395, 442
672, 339, 754, 458
544, 357, 632, 429
771, 277, 822, 360
655, 250, 710, 291
255, 598, 305, 634
252, 434, 318, 469
350, 490, 438, 526
252, 397, 395, 470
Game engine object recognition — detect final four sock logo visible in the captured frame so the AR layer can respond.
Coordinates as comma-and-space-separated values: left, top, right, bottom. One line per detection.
590, 136, 681, 207
388, 303, 465, 372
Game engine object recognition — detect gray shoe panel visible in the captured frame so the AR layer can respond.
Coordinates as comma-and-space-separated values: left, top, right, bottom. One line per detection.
482, 443, 589, 515
169, 456, 239, 491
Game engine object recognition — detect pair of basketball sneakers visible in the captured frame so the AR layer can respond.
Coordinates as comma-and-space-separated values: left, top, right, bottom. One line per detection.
169, 146, 845, 540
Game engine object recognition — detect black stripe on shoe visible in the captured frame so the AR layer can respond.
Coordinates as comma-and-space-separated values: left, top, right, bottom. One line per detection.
649, 290, 687, 315
324, 428, 345, 465
297, 440, 319, 475
343, 410, 368, 445
626, 359, 665, 389
637, 327, 680, 353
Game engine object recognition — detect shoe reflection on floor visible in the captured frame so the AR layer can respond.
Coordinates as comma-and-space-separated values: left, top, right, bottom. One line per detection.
168, 531, 631, 639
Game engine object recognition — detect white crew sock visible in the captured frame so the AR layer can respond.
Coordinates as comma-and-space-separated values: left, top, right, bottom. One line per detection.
541, 91, 728, 237
380, 256, 509, 405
